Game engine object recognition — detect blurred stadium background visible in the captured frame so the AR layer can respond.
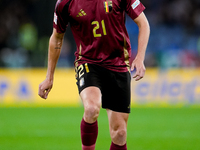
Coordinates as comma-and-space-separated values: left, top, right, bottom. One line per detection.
0, 0, 200, 150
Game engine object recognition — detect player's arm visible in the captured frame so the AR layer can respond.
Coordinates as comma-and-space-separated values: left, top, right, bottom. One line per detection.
131, 12, 150, 81
38, 28, 65, 99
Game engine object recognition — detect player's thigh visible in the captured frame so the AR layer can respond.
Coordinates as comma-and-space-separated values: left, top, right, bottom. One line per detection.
80, 86, 101, 109
76, 63, 102, 108
102, 71, 131, 113
106, 109, 129, 130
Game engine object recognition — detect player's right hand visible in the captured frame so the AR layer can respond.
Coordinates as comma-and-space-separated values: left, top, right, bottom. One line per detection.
38, 79, 53, 99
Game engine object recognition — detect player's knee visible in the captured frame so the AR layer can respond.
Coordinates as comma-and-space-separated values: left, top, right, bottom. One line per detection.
84, 104, 100, 122
111, 127, 127, 145
115, 128, 127, 138
112, 127, 127, 137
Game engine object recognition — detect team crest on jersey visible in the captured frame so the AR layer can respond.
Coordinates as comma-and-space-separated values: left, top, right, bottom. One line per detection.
104, 1, 113, 13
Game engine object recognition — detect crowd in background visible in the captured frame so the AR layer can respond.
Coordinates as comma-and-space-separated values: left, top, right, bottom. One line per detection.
0, 0, 200, 68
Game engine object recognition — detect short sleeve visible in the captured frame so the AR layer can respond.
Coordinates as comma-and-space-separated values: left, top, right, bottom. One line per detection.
125, 0, 145, 20
53, 0, 70, 33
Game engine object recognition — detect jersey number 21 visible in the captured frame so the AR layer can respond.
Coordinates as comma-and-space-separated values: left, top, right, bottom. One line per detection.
91, 20, 107, 37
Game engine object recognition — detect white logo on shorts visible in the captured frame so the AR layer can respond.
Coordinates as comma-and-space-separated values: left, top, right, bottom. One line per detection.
80, 78, 85, 87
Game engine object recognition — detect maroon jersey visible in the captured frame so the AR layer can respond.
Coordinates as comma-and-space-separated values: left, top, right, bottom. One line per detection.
53, 0, 145, 72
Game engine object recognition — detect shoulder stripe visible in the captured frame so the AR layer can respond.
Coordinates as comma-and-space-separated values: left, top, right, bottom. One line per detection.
55, 0, 63, 13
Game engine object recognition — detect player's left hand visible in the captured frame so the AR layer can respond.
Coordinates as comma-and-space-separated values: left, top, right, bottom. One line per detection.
131, 58, 146, 81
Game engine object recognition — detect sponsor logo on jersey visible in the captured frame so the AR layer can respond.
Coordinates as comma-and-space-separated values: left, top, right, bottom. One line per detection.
104, 1, 112, 13
76, 9, 87, 17
131, 0, 140, 10
54, 13, 57, 25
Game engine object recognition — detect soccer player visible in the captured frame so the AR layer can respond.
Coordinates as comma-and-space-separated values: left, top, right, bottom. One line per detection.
38, 0, 150, 149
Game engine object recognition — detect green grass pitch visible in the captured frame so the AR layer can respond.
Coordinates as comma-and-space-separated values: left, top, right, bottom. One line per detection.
0, 107, 200, 150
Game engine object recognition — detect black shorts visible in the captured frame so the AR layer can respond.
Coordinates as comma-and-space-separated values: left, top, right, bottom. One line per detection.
75, 63, 131, 113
